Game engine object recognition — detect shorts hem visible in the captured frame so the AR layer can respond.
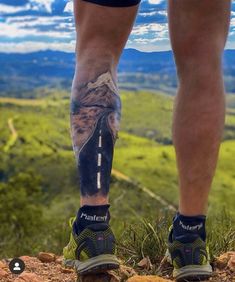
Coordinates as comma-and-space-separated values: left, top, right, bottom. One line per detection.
82, 0, 141, 7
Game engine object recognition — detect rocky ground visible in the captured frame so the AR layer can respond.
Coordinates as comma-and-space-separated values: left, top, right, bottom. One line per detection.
0, 252, 234, 282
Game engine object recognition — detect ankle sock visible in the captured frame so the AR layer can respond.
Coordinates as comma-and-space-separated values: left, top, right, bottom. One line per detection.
173, 213, 206, 242
74, 204, 110, 234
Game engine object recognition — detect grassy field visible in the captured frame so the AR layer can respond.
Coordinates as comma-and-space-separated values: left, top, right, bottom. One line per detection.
1, 91, 235, 213
0, 90, 235, 257
114, 133, 235, 216
120, 91, 173, 143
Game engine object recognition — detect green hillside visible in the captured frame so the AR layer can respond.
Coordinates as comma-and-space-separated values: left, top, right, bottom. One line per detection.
114, 133, 235, 216
0, 90, 235, 258
121, 90, 235, 143
121, 91, 173, 143
1, 91, 235, 212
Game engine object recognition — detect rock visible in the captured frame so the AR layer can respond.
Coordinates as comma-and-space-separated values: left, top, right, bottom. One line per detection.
228, 254, 235, 272
0, 261, 7, 269
110, 276, 120, 282
55, 256, 63, 265
38, 252, 56, 263
119, 265, 137, 279
137, 257, 153, 270
127, 276, 171, 282
61, 267, 74, 274
0, 268, 8, 278
216, 252, 235, 270
19, 256, 31, 262
19, 256, 37, 264
14, 272, 44, 282
78, 273, 113, 282
215, 253, 230, 269
108, 270, 121, 282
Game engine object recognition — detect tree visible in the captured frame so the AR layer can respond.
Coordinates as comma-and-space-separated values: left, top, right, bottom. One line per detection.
0, 171, 44, 257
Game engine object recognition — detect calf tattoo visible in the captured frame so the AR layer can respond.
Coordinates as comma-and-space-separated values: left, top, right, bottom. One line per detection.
71, 71, 121, 196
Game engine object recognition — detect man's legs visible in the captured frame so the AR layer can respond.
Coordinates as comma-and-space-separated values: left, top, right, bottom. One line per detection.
167, 1, 231, 280
63, 0, 139, 274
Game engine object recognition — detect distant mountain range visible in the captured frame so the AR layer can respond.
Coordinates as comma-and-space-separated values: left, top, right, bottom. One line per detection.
0, 48, 235, 96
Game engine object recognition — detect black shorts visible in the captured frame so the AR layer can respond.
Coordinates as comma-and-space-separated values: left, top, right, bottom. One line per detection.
82, 0, 141, 7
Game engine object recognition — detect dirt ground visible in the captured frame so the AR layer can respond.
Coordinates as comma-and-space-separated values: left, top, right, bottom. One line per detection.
0, 253, 234, 282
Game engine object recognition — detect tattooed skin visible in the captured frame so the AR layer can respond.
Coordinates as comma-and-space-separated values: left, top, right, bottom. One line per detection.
71, 71, 121, 197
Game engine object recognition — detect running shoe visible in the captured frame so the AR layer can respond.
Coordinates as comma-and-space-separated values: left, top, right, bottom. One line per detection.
63, 217, 120, 275
167, 227, 212, 281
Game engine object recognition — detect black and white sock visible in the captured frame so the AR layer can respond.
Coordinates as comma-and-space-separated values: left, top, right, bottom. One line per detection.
173, 213, 206, 242
74, 204, 110, 234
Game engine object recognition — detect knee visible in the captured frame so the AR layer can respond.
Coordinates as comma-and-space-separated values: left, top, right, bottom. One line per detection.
76, 51, 117, 73
76, 32, 120, 68
173, 38, 224, 81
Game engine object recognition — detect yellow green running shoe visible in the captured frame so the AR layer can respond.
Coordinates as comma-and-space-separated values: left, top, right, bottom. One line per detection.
167, 227, 212, 281
63, 217, 120, 275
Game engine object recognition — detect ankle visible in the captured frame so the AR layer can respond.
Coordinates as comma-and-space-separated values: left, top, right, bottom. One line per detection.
74, 204, 111, 234
172, 212, 207, 242
81, 196, 109, 207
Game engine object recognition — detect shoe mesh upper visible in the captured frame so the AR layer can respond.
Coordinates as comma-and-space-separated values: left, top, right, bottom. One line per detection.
63, 220, 116, 261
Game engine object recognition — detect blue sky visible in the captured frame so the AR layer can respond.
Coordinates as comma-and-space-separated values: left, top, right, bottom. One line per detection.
0, 0, 235, 53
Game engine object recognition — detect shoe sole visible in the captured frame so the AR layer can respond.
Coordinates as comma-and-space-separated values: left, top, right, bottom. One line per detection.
174, 264, 213, 281
64, 254, 120, 275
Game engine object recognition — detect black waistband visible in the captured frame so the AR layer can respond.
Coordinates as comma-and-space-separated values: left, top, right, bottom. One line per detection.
82, 0, 141, 7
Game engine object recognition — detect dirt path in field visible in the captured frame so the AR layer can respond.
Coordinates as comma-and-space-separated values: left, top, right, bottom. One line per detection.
111, 169, 177, 212
8, 118, 17, 138
3, 118, 18, 152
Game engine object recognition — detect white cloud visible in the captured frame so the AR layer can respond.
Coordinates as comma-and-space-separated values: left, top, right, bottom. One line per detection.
0, 21, 73, 38
31, 0, 54, 13
148, 0, 163, 4
225, 40, 235, 50
0, 41, 76, 53
64, 1, 73, 13
0, 22, 32, 38
132, 23, 167, 36
139, 11, 158, 17
158, 11, 167, 16
0, 3, 31, 13
230, 17, 235, 27
132, 38, 150, 44
127, 40, 171, 52
0, 0, 71, 15
7, 15, 72, 25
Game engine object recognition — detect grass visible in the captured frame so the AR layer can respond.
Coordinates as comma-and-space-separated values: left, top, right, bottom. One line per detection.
118, 212, 172, 267
118, 210, 235, 276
